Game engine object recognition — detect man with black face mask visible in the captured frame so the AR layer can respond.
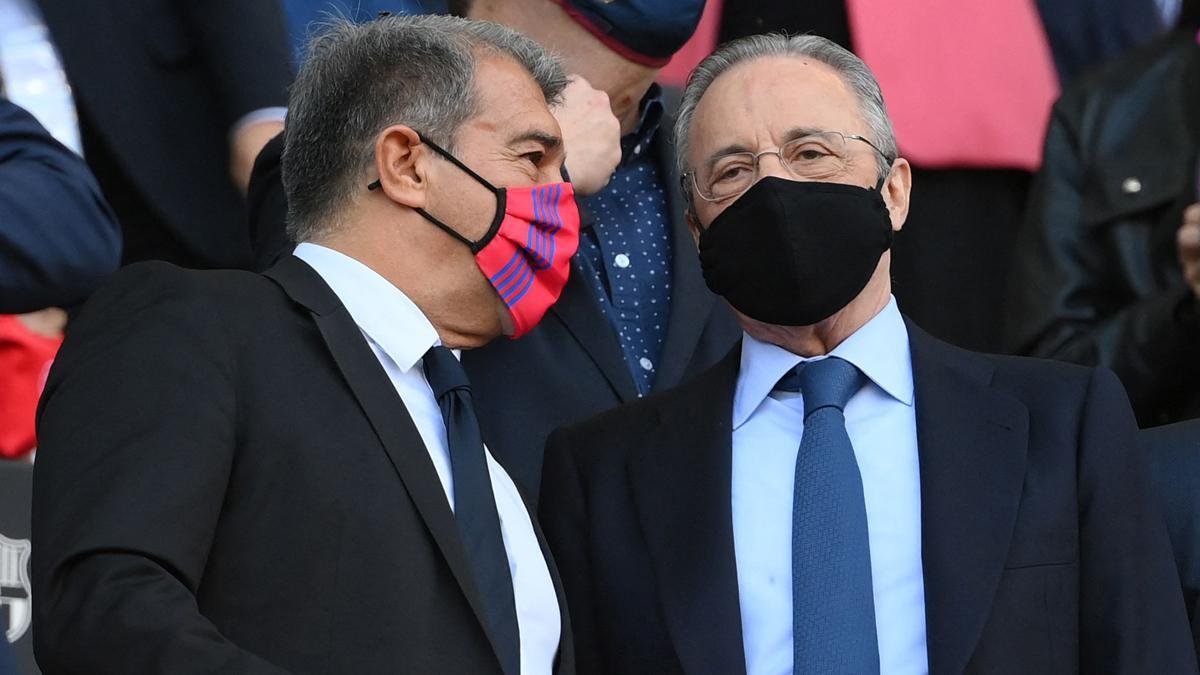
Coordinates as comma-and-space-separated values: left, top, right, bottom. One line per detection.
539, 34, 1198, 675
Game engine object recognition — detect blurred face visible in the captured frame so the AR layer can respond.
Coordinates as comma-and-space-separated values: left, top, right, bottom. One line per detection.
414, 55, 567, 342
467, 0, 659, 130
682, 56, 911, 339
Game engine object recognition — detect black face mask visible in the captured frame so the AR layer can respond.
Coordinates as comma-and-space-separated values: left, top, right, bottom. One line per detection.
697, 177, 893, 326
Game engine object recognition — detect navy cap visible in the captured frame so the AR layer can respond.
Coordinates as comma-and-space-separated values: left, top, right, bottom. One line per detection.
552, 0, 707, 66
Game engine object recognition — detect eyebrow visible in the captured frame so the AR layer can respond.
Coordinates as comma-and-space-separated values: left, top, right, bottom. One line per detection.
508, 129, 562, 151
701, 126, 828, 171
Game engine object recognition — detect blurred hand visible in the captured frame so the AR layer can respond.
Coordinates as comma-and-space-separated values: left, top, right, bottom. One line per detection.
553, 76, 620, 197
230, 119, 284, 194
1179, 203, 1200, 299
16, 307, 67, 337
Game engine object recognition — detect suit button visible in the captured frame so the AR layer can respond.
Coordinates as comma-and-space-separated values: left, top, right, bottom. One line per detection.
1122, 177, 1143, 194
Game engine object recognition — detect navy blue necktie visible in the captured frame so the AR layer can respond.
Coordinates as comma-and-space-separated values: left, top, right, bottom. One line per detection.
777, 356, 880, 674
422, 346, 521, 675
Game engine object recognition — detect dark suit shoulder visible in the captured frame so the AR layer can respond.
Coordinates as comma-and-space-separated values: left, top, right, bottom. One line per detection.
77, 261, 274, 318
914, 321, 1099, 396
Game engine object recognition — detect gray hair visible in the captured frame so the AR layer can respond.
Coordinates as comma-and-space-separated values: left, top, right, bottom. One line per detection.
282, 14, 568, 242
674, 34, 897, 196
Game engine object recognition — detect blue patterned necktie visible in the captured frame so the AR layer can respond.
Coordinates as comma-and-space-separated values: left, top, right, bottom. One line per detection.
422, 346, 521, 675
776, 356, 880, 674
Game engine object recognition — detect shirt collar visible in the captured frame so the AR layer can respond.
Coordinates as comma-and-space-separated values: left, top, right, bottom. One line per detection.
293, 242, 439, 373
732, 296, 914, 429
619, 83, 665, 164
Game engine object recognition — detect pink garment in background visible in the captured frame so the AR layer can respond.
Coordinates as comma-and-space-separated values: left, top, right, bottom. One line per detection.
846, 0, 1059, 170
658, 0, 723, 88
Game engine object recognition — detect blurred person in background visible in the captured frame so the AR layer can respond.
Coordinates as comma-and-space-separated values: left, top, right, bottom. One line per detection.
0, 0, 293, 270
0, 93, 120, 461
458, 0, 740, 502
278, 0, 448, 61
1007, 2, 1200, 426
0, 641, 15, 675
0, 96, 119, 316
249, 0, 740, 502
717, 0, 1174, 353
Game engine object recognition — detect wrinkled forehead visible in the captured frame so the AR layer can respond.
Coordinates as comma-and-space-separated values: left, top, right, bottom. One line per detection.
461, 55, 560, 143
686, 55, 869, 166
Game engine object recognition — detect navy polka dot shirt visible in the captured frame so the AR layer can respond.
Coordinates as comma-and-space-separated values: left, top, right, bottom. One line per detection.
578, 86, 673, 397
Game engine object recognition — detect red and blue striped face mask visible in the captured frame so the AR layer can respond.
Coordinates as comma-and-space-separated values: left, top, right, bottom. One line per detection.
370, 134, 580, 338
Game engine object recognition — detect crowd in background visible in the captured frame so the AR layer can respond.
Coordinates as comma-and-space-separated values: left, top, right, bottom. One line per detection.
5, 0, 1200, 672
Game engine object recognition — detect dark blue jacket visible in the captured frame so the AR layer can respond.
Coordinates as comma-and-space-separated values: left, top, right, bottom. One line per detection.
0, 98, 120, 313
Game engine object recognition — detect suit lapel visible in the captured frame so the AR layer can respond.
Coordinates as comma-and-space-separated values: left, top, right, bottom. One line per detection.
551, 254, 639, 402
264, 255, 508, 671
651, 117, 719, 392
628, 347, 747, 675
907, 322, 1029, 675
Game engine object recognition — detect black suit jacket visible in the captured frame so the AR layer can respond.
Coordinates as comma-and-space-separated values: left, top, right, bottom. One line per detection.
35, 0, 292, 269
540, 322, 1197, 674
33, 256, 574, 675
246, 121, 741, 504
1144, 418, 1200, 655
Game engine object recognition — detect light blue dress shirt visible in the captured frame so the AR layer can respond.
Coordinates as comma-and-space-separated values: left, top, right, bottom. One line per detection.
731, 297, 929, 675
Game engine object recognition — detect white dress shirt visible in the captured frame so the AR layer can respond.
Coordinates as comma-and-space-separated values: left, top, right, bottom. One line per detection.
294, 243, 561, 675
731, 297, 928, 675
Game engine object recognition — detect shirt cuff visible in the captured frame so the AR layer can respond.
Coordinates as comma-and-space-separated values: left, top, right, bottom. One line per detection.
230, 107, 287, 142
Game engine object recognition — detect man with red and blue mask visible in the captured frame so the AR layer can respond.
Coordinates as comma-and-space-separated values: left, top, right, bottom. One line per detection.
33, 15, 580, 675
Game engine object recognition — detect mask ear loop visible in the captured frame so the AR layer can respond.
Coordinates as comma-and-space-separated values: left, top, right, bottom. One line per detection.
367, 132, 507, 254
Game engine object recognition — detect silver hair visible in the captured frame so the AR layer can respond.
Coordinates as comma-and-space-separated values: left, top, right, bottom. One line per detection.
283, 14, 568, 242
674, 33, 897, 200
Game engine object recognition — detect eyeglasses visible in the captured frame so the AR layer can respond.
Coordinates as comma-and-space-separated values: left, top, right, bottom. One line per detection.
682, 130, 895, 203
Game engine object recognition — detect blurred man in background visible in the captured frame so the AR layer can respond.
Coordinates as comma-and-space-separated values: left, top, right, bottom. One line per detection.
0, 96, 119, 315
277, 0, 448, 61
458, 0, 740, 501
1007, 9, 1200, 427
0, 0, 293, 269
0, 93, 120, 461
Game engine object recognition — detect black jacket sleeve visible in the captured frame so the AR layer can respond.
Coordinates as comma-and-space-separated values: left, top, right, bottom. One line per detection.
1005, 96, 1200, 422
0, 98, 120, 313
32, 263, 292, 674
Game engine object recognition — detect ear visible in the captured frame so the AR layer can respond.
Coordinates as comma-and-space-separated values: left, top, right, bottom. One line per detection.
881, 157, 912, 233
373, 125, 430, 210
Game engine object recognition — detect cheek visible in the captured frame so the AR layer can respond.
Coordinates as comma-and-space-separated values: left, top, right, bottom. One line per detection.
693, 203, 726, 232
